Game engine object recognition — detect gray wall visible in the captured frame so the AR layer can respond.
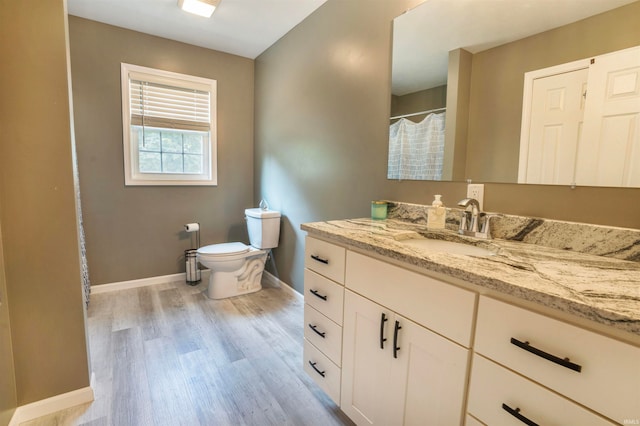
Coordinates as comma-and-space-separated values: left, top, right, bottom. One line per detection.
255, 0, 428, 292
0, 0, 89, 406
68, 17, 255, 286
255, 0, 640, 294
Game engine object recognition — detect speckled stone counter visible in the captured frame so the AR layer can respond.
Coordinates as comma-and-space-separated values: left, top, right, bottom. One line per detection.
301, 216, 640, 338
388, 201, 640, 261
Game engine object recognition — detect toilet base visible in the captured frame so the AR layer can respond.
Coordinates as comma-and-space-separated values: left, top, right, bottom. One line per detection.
205, 252, 268, 299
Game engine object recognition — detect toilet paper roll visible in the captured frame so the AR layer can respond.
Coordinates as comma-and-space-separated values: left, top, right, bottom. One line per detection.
184, 223, 200, 232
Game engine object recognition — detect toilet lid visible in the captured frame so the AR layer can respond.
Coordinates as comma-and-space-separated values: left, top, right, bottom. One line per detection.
245, 208, 281, 219
197, 242, 250, 256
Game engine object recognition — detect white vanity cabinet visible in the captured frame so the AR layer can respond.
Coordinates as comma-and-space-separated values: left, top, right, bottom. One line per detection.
341, 251, 475, 425
302, 237, 346, 404
302, 233, 640, 426
471, 296, 640, 425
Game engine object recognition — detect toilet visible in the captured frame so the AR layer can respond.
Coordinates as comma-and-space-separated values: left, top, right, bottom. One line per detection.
197, 208, 281, 299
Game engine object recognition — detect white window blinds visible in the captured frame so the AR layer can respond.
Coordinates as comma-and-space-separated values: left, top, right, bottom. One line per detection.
129, 76, 211, 132
121, 63, 217, 186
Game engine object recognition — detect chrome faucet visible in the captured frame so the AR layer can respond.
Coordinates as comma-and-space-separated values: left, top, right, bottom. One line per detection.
457, 198, 480, 232
457, 198, 498, 239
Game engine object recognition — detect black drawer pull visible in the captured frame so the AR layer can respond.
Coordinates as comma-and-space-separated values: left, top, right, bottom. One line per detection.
308, 323, 326, 338
510, 337, 582, 373
309, 361, 325, 377
380, 313, 388, 349
502, 403, 539, 426
309, 289, 327, 301
310, 254, 329, 264
393, 320, 402, 358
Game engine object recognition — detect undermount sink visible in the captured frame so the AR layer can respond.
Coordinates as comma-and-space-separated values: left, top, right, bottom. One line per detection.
401, 238, 495, 257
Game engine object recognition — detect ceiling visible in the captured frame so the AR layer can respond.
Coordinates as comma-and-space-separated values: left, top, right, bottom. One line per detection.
67, 0, 327, 59
392, 0, 639, 95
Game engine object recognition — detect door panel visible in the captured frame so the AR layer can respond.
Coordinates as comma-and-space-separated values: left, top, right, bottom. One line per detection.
524, 68, 588, 184
577, 46, 640, 186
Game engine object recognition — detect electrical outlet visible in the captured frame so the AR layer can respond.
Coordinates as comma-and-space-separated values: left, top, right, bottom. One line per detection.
467, 183, 484, 210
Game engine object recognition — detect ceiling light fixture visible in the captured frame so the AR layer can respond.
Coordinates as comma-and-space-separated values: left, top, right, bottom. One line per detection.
178, 0, 220, 18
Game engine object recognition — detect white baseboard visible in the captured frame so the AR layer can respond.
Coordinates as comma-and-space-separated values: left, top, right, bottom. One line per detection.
91, 270, 211, 294
262, 271, 301, 299
91, 270, 297, 299
9, 385, 94, 426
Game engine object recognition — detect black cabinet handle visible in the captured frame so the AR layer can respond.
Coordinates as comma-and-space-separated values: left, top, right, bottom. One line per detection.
308, 361, 325, 377
502, 403, 539, 426
510, 337, 582, 373
309, 289, 327, 301
393, 320, 402, 358
310, 254, 329, 264
308, 323, 326, 338
380, 313, 388, 349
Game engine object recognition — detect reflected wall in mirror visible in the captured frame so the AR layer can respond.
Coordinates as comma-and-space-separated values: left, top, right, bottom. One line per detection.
389, 0, 640, 187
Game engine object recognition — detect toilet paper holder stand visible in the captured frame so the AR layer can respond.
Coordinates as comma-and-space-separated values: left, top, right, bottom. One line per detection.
184, 222, 201, 285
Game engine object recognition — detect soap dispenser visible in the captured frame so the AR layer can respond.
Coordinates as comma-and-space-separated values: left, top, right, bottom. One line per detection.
427, 195, 446, 230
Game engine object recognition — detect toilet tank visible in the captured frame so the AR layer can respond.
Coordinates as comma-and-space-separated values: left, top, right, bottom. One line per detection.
245, 208, 281, 249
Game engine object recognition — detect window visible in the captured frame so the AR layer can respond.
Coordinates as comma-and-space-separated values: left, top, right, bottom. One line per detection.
121, 63, 217, 185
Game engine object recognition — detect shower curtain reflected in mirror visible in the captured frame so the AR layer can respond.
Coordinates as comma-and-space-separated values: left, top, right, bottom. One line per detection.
388, 112, 445, 180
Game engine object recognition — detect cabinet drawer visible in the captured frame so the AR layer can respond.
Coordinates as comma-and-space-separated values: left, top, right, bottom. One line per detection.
345, 251, 476, 347
304, 269, 344, 325
468, 354, 615, 426
304, 305, 342, 365
305, 237, 346, 284
304, 339, 341, 405
475, 296, 640, 424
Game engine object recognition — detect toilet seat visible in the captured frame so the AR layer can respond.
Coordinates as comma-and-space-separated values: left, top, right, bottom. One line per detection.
198, 242, 249, 257
197, 242, 260, 263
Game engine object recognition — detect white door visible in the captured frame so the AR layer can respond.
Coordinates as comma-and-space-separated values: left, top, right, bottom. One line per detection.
522, 68, 588, 184
341, 290, 394, 425
389, 315, 469, 426
576, 46, 640, 187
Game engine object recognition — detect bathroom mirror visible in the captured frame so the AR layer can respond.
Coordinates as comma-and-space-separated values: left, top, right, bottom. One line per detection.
389, 0, 640, 187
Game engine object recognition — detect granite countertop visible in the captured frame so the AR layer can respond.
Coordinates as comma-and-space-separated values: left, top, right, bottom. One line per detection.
301, 218, 640, 338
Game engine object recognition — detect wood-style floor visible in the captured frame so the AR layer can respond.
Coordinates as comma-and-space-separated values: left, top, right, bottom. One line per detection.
22, 280, 353, 426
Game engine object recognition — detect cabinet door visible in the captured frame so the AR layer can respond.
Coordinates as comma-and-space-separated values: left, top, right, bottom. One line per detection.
341, 290, 395, 425
390, 314, 469, 426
